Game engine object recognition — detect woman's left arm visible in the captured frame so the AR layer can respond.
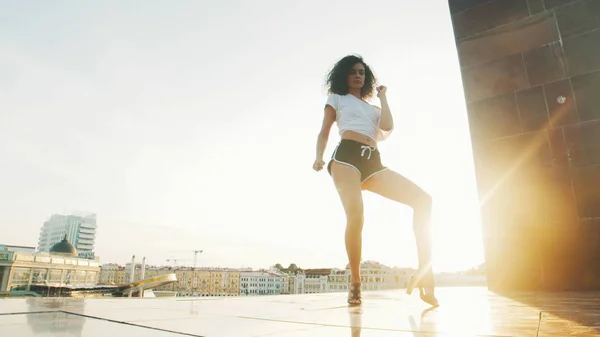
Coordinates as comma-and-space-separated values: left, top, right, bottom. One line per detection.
377, 85, 394, 131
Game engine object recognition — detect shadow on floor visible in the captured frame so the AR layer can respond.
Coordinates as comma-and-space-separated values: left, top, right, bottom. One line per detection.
497, 290, 600, 334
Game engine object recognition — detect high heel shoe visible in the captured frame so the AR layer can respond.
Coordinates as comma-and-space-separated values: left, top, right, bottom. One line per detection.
347, 282, 362, 306
406, 272, 439, 307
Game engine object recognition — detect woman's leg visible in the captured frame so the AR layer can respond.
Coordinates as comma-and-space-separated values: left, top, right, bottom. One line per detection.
330, 161, 364, 286
362, 169, 438, 305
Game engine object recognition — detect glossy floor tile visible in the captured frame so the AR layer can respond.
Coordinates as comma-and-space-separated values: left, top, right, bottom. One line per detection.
0, 312, 192, 336
1, 286, 600, 337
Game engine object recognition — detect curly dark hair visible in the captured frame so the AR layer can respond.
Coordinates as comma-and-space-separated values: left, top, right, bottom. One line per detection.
326, 55, 377, 100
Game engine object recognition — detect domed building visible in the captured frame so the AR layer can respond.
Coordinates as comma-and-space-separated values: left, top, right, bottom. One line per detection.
0, 236, 100, 295
49, 235, 78, 257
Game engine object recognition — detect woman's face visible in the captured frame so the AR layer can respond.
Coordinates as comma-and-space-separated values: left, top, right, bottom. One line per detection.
347, 62, 366, 91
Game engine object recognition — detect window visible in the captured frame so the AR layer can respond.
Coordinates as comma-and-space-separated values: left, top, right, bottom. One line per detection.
11, 268, 30, 285
64, 271, 75, 284
75, 270, 87, 283
32, 269, 48, 284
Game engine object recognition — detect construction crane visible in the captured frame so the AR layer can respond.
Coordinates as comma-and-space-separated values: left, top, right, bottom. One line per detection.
193, 250, 203, 270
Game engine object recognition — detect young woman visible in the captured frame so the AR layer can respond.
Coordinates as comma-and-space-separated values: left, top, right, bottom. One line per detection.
313, 55, 438, 307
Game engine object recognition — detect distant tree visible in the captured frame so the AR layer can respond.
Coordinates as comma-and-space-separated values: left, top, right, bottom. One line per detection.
476, 263, 486, 275
288, 263, 299, 274
465, 263, 486, 276
274, 263, 284, 270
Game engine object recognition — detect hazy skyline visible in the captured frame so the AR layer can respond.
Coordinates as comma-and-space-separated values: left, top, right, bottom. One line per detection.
1, 0, 484, 271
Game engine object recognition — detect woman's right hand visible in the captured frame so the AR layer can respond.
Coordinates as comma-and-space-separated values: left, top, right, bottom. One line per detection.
313, 159, 325, 171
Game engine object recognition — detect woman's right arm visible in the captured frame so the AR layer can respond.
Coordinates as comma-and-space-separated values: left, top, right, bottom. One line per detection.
313, 105, 336, 171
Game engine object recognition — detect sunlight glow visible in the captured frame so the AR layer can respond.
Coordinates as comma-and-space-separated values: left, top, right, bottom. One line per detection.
1, 0, 485, 272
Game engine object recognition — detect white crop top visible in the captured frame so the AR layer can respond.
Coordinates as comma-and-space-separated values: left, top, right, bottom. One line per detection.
325, 93, 393, 142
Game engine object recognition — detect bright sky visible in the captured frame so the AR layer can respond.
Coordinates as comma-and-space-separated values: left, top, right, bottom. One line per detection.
1, 0, 484, 272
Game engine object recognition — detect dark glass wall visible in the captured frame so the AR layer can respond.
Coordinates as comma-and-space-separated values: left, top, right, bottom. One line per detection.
448, 0, 600, 291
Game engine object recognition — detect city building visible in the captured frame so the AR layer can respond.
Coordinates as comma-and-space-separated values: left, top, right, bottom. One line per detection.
292, 273, 305, 294
240, 271, 282, 296
0, 238, 100, 295
273, 270, 290, 294
210, 269, 240, 296
99, 263, 127, 284
181, 269, 211, 296
100, 262, 175, 287
37, 213, 97, 259
303, 269, 330, 294
288, 274, 296, 294
175, 269, 212, 296
327, 261, 409, 293
98, 262, 408, 297
283, 262, 409, 295
100, 264, 241, 297
162, 268, 240, 296
0, 245, 35, 254
327, 269, 350, 293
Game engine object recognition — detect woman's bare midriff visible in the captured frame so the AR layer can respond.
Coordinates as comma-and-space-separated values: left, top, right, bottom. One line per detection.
341, 131, 377, 147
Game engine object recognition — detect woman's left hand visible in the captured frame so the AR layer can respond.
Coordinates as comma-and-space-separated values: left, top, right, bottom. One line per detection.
376, 85, 387, 98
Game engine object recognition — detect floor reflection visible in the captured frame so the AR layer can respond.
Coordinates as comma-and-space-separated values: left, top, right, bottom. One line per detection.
347, 305, 439, 336
348, 305, 363, 337
9, 287, 597, 336
25, 298, 86, 337
408, 307, 438, 337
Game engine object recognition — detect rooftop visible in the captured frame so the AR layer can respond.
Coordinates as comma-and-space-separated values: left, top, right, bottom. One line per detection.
303, 268, 333, 276
1, 286, 599, 336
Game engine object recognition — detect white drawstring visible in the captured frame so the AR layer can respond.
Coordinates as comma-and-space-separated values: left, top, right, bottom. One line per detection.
360, 145, 376, 160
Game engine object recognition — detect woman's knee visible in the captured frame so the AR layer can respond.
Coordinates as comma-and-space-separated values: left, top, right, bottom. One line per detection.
346, 210, 364, 229
412, 190, 432, 214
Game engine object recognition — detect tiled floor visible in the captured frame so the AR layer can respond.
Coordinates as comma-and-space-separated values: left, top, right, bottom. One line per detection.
1, 286, 599, 336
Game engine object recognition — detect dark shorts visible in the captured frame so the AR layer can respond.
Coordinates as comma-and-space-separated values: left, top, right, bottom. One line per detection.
327, 139, 387, 183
